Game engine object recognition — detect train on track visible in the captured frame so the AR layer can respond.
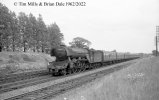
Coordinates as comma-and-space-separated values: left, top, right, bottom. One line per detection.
47, 45, 140, 76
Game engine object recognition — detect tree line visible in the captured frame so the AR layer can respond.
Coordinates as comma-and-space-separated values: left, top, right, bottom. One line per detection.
0, 3, 64, 53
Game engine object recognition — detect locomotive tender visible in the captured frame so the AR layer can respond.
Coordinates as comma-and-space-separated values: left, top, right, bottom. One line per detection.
47, 45, 139, 75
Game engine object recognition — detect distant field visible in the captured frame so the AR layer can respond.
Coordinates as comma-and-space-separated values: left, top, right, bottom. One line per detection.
0, 52, 55, 75
53, 56, 159, 100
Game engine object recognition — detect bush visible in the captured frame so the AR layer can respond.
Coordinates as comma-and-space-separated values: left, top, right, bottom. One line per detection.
9, 55, 21, 62
8, 59, 16, 63
21, 54, 36, 62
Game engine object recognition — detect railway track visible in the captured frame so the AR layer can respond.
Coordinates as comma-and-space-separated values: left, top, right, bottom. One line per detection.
0, 58, 132, 93
0, 59, 132, 94
0, 70, 49, 85
0, 59, 136, 94
0, 76, 53, 93
0, 71, 85, 94
0, 65, 102, 94
1, 59, 137, 100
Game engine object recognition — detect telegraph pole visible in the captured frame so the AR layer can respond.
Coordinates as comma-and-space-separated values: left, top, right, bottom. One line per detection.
156, 26, 159, 56
156, 36, 158, 56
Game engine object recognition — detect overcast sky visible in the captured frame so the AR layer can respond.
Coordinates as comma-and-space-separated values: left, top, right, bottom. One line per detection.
1, 0, 159, 53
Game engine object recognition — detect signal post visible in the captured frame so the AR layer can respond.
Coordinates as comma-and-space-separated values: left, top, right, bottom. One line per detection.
156, 26, 159, 56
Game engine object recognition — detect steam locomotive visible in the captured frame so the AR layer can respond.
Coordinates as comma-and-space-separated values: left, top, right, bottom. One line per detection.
47, 45, 140, 76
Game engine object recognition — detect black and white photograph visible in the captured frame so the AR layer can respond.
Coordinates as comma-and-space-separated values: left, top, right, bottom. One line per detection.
0, 0, 159, 100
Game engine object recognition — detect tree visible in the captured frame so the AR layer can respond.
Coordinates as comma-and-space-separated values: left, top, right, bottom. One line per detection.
10, 11, 20, 51
152, 50, 158, 56
18, 12, 30, 52
0, 3, 13, 51
0, 3, 65, 52
37, 14, 48, 52
28, 13, 38, 52
47, 23, 64, 48
69, 37, 91, 48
